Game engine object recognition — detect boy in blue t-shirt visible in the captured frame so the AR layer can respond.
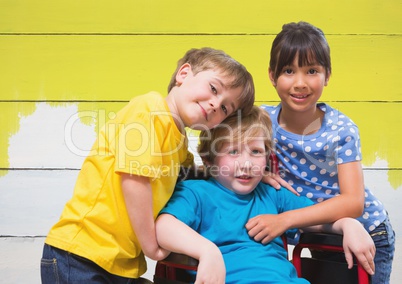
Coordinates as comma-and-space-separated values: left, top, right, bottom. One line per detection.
156, 106, 375, 284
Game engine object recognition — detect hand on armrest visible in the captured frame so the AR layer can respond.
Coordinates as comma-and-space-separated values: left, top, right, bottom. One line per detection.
304, 217, 375, 275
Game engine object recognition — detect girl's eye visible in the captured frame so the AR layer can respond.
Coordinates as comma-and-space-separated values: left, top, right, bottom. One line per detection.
308, 69, 317, 75
284, 68, 293, 75
221, 105, 228, 115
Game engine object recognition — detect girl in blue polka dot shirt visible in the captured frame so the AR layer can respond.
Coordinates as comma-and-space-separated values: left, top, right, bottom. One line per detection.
254, 21, 395, 284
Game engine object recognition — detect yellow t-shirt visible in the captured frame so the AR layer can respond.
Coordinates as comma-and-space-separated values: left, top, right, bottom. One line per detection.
45, 92, 193, 278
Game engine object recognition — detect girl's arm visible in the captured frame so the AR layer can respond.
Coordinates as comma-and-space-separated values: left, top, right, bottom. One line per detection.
305, 218, 375, 275
121, 173, 169, 261
248, 161, 365, 243
156, 214, 226, 284
290, 160, 365, 225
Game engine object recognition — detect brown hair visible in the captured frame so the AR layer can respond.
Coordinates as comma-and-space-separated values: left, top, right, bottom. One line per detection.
198, 105, 273, 165
168, 47, 255, 115
269, 22, 331, 82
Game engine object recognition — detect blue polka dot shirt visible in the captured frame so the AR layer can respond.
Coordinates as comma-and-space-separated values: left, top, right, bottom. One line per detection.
262, 103, 387, 234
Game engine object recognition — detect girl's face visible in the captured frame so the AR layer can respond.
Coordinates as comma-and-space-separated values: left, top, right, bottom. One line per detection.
210, 135, 267, 195
172, 63, 242, 130
269, 56, 329, 114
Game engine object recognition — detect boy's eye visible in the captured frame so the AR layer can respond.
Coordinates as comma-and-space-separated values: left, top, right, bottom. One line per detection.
221, 105, 228, 115
210, 84, 217, 94
228, 149, 238, 155
251, 149, 265, 156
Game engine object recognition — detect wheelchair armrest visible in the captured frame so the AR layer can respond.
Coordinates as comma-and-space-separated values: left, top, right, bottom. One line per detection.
299, 232, 343, 247
293, 232, 371, 283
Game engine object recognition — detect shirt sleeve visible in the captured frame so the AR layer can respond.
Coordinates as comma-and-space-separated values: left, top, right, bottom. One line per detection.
335, 124, 362, 164
270, 187, 314, 238
273, 187, 314, 213
113, 110, 165, 177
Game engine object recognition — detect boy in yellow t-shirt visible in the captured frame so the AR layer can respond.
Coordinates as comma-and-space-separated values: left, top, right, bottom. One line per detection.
41, 47, 255, 283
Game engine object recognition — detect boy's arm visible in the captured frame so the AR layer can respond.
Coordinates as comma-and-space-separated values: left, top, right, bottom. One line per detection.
303, 218, 375, 276
156, 214, 226, 284
121, 173, 169, 261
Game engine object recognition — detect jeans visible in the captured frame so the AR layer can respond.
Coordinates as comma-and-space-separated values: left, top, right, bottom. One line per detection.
370, 215, 395, 284
41, 244, 151, 284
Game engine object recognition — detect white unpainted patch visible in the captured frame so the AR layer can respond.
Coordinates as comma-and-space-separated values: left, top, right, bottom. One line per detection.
8, 102, 96, 168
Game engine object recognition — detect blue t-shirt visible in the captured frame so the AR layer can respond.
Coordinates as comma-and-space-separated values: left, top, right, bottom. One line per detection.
261, 103, 387, 235
160, 178, 313, 284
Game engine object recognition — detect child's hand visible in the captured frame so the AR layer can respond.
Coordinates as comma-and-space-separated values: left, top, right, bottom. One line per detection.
339, 219, 376, 275
195, 246, 226, 284
262, 172, 299, 196
246, 214, 288, 244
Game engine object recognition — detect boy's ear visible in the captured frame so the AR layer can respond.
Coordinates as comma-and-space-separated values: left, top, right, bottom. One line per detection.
268, 68, 276, 87
175, 63, 192, 85
202, 158, 212, 167
201, 157, 215, 171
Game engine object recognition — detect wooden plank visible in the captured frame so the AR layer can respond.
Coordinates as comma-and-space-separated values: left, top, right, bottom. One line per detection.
1, 102, 401, 172
0, 101, 126, 169
311, 102, 402, 173
0, 169, 400, 235
0, 0, 400, 34
0, 170, 78, 236
0, 35, 400, 102
1, 101, 401, 188
0, 237, 44, 283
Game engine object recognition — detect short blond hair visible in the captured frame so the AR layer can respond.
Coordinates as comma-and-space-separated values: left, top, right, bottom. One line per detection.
198, 105, 273, 165
168, 47, 255, 116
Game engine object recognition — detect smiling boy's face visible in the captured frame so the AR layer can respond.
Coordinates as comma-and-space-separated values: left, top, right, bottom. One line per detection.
210, 133, 267, 195
172, 64, 242, 130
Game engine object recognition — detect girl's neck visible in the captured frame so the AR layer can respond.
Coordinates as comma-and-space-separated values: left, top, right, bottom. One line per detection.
278, 105, 324, 135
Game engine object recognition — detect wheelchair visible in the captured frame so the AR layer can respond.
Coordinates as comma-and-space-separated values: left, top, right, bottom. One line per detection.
153, 154, 371, 283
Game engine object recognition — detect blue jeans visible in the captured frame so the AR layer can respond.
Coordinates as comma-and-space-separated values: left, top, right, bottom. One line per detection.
41, 244, 149, 284
370, 215, 395, 284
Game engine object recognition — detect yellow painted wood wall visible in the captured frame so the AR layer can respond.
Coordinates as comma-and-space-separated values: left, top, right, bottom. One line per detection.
0, 1, 401, 282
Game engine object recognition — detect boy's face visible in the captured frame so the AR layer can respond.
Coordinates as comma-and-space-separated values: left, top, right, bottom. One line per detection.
210, 135, 267, 195
174, 64, 242, 130
269, 56, 329, 114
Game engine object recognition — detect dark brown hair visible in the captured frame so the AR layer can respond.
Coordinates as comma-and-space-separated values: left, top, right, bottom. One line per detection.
269, 22, 331, 81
